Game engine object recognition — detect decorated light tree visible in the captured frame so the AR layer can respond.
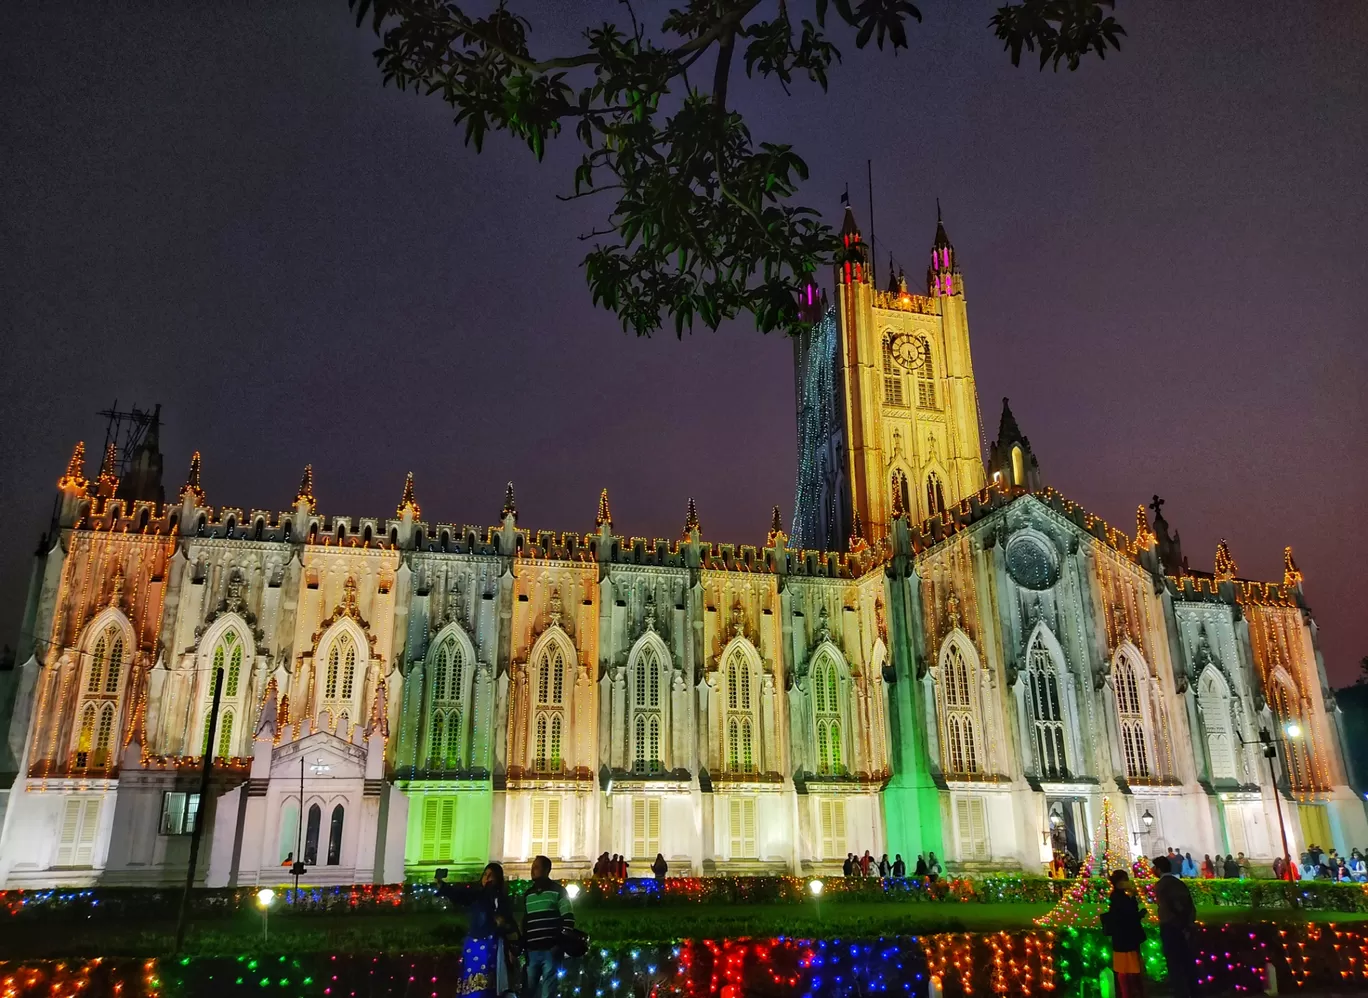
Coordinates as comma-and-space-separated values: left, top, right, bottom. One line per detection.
1037, 795, 1141, 928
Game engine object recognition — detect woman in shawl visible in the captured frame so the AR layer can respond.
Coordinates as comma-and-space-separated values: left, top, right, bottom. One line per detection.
436, 863, 522, 998
1100, 869, 1147, 998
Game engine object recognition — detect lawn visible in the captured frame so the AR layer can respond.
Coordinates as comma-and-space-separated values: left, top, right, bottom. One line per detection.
2, 899, 1366, 959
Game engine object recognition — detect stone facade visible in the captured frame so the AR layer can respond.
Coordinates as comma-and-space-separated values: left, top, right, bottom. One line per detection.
0, 211, 1362, 887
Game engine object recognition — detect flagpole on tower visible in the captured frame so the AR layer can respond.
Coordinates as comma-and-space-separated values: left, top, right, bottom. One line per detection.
867, 159, 876, 287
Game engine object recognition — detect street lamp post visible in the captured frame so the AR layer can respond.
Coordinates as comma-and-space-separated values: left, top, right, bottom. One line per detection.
256, 887, 275, 944
174, 665, 224, 954
1134, 809, 1155, 847
1260, 727, 1296, 880
808, 878, 824, 922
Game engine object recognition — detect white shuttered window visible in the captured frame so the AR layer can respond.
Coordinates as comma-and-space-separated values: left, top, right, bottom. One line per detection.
56, 798, 101, 867
632, 797, 661, 859
819, 798, 847, 859
955, 796, 989, 860
530, 797, 561, 858
728, 797, 757, 858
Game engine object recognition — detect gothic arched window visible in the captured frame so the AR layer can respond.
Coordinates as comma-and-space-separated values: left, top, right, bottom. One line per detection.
200, 628, 248, 759
1268, 674, 1315, 793
75, 704, 97, 770
811, 652, 844, 775
1026, 639, 1069, 779
216, 710, 235, 760
915, 340, 937, 409
318, 629, 364, 734
1197, 667, 1237, 782
87, 624, 125, 695
723, 645, 759, 774
304, 804, 322, 865
882, 338, 907, 407
891, 469, 911, 516
939, 642, 981, 775
428, 633, 468, 772
532, 641, 570, 773
926, 473, 946, 516
630, 643, 665, 775
1113, 653, 1151, 779
327, 805, 345, 865
72, 615, 131, 772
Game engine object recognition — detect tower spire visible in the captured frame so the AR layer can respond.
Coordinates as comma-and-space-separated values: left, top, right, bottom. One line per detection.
500, 481, 517, 521
836, 196, 868, 286
58, 441, 89, 493
1134, 504, 1155, 548
766, 504, 787, 548
1214, 539, 1237, 583
988, 398, 1041, 490
1283, 546, 1303, 589
927, 203, 958, 297
683, 496, 700, 537
179, 451, 206, 506
96, 442, 119, 498
595, 488, 612, 529
397, 472, 420, 519
295, 464, 316, 512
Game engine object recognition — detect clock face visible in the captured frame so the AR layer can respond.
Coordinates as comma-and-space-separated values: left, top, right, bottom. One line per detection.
889, 333, 928, 370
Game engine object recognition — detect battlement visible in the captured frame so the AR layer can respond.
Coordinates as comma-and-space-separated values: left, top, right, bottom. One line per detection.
871, 289, 938, 315
59, 477, 876, 581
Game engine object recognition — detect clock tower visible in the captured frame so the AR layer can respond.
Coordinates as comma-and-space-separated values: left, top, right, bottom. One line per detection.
792, 202, 986, 550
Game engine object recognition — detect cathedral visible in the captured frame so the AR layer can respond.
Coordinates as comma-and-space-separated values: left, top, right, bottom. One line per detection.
0, 205, 1362, 888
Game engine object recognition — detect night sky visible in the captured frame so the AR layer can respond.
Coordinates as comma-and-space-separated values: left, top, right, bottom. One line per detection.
2, 3, 1364, 682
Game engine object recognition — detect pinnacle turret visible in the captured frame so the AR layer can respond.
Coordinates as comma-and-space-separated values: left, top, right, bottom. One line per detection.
58, 441, 88, 493
988, 398, 1041, 490
1214, 539, 1237, 583
683, 496, 700, 537
927, 201, 959, 297
836, 193, 868, 286
596, 488, 612, 529
765, 504, 786, 548
295, 464, 316, 512
397, 472, 420, 519
96, 442, 119, 498
500, 481, 517, 521
1283, 546, 1303, 589
179, 451, 206, 506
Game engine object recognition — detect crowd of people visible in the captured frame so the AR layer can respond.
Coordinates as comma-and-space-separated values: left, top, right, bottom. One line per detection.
1156, 847, 1252, 880
589, 852, 670, 879
1273, 843, 1368, 882
1049, 843, 1368, 882
840, 850, 943, 879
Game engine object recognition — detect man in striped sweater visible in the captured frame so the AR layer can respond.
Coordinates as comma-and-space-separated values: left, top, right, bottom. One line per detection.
523, 855, 574, 998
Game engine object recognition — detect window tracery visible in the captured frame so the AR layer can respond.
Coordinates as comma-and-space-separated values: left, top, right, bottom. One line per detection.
72, 615, 131, 772
723, 644, 759, 774
1113, 652, 1150, 779
427, 633, 468, 772
630, 642, 666, 775
939, 642, 981, 775
810, 651, 844, 775
926, 473, 946, 516
1026, 637, 1069, 779
532, 639, 571, 773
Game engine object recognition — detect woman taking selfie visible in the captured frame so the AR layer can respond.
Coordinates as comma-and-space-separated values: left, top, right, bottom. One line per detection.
435, 863, 522, 998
